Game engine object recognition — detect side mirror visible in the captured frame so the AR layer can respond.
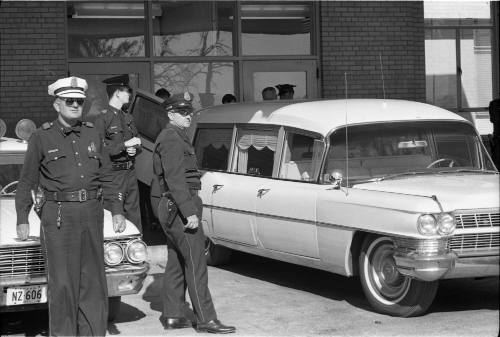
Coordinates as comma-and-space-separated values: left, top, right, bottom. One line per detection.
324, 170, 343, 189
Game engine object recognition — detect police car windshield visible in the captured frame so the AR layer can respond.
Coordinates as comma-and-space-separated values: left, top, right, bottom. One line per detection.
325, 121, 496, 182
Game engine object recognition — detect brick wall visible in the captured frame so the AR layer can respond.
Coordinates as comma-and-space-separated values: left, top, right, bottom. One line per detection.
320, 1, 426, 101
0, 1, 66, 137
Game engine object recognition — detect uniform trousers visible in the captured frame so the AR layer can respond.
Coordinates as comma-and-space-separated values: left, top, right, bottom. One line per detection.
40, 199, 108, 336
102, 167, 142, 232
159, 191, 217, 323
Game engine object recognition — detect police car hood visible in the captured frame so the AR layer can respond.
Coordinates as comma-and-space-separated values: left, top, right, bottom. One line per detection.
0, 198, 141, 246
353, 173, 500, 211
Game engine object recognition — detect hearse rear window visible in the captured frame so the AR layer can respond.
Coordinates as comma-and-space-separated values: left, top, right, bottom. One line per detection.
232, 128, 278, 177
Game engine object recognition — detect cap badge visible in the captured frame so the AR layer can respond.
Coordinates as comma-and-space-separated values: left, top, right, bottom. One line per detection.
184, 92, 191, 101
70, 77, 78, 88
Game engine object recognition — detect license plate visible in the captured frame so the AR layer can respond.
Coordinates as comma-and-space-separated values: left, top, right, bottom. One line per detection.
6, 285, 47, 306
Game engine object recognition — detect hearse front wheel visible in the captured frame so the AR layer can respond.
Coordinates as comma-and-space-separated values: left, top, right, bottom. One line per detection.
359, 235, 438, 317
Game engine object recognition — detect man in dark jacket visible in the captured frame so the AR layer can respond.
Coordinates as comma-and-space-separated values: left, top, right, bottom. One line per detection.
488, 97, 500, 169
152, 93, 235, 334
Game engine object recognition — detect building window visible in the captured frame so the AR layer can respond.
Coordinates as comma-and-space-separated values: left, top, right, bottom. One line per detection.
153, 1, 234, 57
67, 2, 146, 58
424, 1, 494, 134
241, 2, 313, 55
154, 62, 234, 110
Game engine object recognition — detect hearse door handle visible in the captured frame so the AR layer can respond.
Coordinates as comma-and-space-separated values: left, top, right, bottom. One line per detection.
212, 184, 224, 193
257, 188, 270, 198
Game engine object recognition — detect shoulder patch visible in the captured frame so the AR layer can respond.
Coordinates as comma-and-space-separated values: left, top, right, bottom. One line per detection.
83, 121, 94, 128
41, 122, 52, 130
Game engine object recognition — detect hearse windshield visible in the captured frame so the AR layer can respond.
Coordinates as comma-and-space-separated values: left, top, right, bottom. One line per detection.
325, 121, 497, 183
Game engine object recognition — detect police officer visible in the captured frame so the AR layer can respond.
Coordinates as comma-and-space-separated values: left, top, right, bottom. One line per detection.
15, 77, 126, 336
262, 86, 277, 100
276, 84, 296, 100
94, 74, 142, 231
153, 93, 236, 334
488, 97, 500, 170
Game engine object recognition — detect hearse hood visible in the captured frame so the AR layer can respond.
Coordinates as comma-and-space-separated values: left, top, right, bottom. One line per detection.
0, 199, 141, 246
354, 174, 499, 211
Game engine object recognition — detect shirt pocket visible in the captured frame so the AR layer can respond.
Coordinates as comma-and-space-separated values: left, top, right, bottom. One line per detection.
107, 124, 123, 137
42, 150, 68, 179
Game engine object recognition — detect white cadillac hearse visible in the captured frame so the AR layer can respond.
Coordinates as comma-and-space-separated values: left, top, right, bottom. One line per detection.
131, 93, 499, 317
0, 119, 149, 320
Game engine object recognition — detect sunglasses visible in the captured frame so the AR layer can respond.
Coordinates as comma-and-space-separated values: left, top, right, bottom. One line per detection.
58, 97, 85, 106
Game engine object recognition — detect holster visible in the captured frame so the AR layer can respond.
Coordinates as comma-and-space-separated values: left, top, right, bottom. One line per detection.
31, 187, 45, 217
157, 192, 178, 233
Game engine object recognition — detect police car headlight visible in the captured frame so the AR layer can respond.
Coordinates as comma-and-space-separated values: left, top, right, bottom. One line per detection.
104, 242, 124, 266
125, 239, 147, 264
437, 213, 455, 235
417, 214, 437, 235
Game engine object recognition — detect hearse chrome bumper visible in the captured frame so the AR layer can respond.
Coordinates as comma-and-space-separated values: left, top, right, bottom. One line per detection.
392, 237, 499, 281
106, 262, 150, 297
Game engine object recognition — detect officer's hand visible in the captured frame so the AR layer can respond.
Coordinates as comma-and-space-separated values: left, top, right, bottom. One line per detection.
112, 214, 126, 233
124, 137, 141, 148
184, 215, 199, 229
17, 223, 29, 241
126, 146, 137, 156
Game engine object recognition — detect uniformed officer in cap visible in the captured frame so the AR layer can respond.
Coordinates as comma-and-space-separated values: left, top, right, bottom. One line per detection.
15, 76, 126, 336
152, 93, 236, 334
95, 74, 142, 231
488, 96, 500, 169
276, 84, 296, 100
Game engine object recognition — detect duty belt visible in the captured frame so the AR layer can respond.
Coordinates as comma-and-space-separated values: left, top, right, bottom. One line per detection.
44, 189, 101, 202
112, 160, 134, 171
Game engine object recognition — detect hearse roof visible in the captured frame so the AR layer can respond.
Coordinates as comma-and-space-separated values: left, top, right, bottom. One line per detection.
195, 99, 466, 137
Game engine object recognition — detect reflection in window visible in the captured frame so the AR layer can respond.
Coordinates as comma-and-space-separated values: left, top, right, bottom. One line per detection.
154, 62, 234, 110
280, 133, 322, 181
153, 1, 234, 57
425, 29, 457, 108
67, 2, 145, 58
460, 29, 492, 108
194, 128, 233, 171
233, 129, 278, 177
241, 2, 312, 55
131, 96, 167, 142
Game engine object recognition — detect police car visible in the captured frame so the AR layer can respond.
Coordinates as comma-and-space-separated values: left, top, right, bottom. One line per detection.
0, 118, 149, 320
130, 93, 499, 317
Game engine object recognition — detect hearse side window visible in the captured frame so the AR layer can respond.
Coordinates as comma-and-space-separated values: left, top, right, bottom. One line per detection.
233, 128, 278, 177
280, 132, 322, 181
132, 95, 168, 142
194, 128, 233, 171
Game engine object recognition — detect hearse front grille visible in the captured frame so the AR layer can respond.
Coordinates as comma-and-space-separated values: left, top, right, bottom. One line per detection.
450, 232, 500, 255
455, 211, 500, 229
0, 246, 45, 278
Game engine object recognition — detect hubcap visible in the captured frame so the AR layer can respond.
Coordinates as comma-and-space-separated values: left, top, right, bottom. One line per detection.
370, 241, 410, 301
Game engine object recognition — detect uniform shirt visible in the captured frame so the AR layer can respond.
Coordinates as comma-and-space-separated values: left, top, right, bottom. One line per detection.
15, 119, 121, 225
94, 105, 139, 163
153, 124, 201, 218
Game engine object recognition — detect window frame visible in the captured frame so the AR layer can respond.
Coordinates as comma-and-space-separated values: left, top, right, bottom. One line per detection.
192, 123, 235, 172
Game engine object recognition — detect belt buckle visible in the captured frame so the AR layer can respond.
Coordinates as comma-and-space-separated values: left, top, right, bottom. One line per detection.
78, 189, 87, 202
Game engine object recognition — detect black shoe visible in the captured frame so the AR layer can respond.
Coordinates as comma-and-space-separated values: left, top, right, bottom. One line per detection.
163, 317, 192, 329
196, 319, 236, 334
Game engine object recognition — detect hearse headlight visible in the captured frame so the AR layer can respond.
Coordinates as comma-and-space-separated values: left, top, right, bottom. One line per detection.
417, 214, 437, 235
125, 239, 147, 263
104, 242, 124, 266
437, 213, 455, 235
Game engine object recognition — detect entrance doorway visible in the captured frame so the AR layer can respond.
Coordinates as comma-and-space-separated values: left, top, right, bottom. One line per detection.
69, 62, 151, 122
242, 60, 318, 102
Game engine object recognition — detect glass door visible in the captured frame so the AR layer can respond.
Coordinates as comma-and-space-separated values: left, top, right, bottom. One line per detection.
242, 60, 318, 102
69, 62, 151, 122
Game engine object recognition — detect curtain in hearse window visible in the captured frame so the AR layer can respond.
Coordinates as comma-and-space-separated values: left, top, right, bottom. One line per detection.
233, 128, 278, 177
194, 128, 233, 170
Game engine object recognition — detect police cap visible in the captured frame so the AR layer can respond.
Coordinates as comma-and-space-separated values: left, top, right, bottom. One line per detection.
103, 74, 131, 97
161, 92, 193, 114
48, 76, 88, 98
275, 84, 296, 95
